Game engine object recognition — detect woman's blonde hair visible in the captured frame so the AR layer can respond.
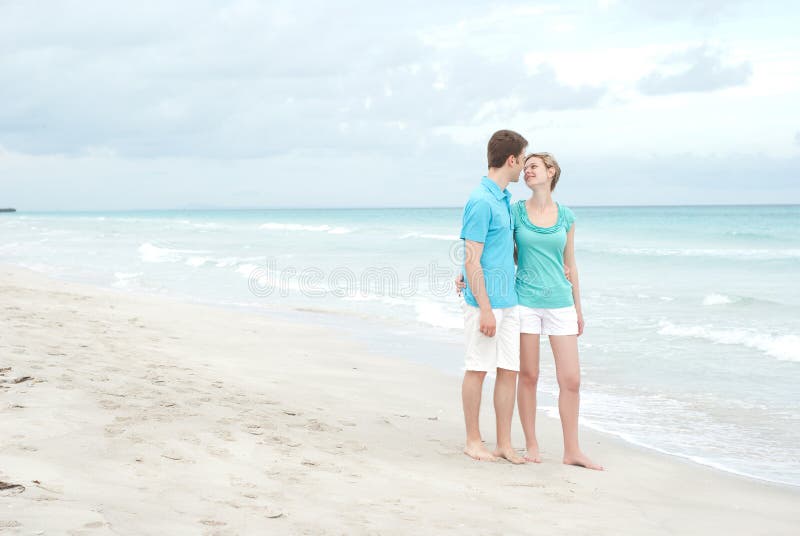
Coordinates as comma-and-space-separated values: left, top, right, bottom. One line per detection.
525, 152, 561, 191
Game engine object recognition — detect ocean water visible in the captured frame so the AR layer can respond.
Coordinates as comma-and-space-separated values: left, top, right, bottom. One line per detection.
2, 205, 799, 486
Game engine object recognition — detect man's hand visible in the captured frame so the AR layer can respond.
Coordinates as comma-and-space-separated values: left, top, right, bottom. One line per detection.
480, 309, 496, 337
455, 273, 467, 296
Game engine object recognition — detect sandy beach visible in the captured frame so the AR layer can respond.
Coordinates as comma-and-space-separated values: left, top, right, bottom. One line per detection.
1, 265, 797, 535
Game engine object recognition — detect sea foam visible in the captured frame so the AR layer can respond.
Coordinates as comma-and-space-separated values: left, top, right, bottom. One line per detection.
259, 222, 354, 234
601, 247, 800, 260
138, 243, 181, 263
414, 300, 462, 330
702, 293, 735, 306
399, 232, 459, 241
658, 320, 800, 362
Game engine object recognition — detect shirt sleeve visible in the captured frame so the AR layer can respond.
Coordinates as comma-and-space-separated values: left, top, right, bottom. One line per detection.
562, 206, 576, 232
460, 198, 492, 243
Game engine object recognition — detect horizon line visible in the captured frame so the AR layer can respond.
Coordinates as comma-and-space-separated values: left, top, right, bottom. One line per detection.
8, 202, 800, 213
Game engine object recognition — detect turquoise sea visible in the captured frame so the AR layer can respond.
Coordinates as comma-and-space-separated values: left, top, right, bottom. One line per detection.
2, 205, 799, 486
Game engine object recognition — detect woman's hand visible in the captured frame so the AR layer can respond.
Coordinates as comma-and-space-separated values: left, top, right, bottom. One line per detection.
455, 273, 467, 296
577, 310, 585, 336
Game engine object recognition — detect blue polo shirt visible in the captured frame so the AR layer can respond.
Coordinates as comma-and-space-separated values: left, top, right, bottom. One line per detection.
460, 177, 518, 309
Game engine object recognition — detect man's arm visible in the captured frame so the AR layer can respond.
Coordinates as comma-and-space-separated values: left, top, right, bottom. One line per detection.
465, 239, 496, 337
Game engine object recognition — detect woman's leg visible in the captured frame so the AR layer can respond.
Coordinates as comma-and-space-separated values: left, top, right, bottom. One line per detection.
518, 333, 541, 462
549, 335, 603, 470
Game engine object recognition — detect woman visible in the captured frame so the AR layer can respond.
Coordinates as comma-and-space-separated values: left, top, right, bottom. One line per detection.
513, 152, 601, 470
457, 152, 602, 470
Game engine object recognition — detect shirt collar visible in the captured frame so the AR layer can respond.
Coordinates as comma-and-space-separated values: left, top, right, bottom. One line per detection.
481, 176, 511, 201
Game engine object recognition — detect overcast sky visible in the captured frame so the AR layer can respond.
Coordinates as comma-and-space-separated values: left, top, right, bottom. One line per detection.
1, 0, 799, 210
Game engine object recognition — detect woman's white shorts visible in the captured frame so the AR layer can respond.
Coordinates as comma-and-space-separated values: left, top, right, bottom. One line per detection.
463, 304, 520, 372
519, 305, 578, 336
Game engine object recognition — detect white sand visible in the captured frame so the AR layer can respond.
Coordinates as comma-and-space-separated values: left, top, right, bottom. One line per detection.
1, 266, 798, 535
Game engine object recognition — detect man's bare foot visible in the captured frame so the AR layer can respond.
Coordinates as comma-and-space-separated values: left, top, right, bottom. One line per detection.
493, 446, 526, 465
563, 452, 604, 471
524, 442, 542, 463
464, 441, 497, 461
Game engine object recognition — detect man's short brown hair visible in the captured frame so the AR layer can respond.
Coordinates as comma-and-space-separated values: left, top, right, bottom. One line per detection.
487, 130, 528, 169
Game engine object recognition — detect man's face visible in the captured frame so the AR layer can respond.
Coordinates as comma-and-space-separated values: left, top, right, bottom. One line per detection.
509, 150, 526, 182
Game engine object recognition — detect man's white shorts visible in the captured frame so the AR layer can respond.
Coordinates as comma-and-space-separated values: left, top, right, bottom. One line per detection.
463, 304, 520, 372
519, 305, 578, 336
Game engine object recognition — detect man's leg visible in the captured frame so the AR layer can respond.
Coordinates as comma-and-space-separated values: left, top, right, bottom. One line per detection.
493, 306, 524, 464
493, 367, 524, 463
462, 370, 495, 461
462, 304, 497, 461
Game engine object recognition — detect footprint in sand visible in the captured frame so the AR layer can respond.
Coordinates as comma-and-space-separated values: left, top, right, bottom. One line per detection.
213, 429, 235, 442
243, 424, 264, 436
207, 446, 232, 458
99, 400, 121, 410
303, 419, 341, 433
199, 519, 227, 528
104, 425, 127, 437
229, 476, 257, 489
179, 433, 201, 445
346, 440, 368, 452
264, 507, 284, 519
161, 450, 193, 463
267, 436, 301, 448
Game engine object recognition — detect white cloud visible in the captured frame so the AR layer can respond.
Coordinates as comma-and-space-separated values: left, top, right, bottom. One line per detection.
0, 1, 607, 161
638, 45, 752, 95
0, 0, 798, 208
620, 0, 750, 20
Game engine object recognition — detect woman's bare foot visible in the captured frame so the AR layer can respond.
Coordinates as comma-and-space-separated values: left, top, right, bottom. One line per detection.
563, 451, 604, 470
523, 441, 542, 463
493, 446, 526, 465
464, 441, 497, 461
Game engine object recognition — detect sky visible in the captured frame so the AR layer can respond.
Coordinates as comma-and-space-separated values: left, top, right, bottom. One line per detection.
1, 0, 799, 210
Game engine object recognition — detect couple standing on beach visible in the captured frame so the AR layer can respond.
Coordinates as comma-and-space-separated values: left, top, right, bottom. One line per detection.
457, 129, 602, 470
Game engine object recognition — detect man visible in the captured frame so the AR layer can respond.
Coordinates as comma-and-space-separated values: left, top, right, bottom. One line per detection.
460, 129, 527, 463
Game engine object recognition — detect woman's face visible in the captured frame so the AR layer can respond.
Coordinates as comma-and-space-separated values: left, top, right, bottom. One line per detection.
523, 157, 552, 189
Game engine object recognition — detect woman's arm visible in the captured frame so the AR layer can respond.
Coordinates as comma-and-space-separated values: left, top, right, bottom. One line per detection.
563, 224, 584, 336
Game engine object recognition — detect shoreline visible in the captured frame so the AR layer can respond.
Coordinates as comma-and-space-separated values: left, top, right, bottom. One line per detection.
3, 263, 799, 490
1, 265, 798, 533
